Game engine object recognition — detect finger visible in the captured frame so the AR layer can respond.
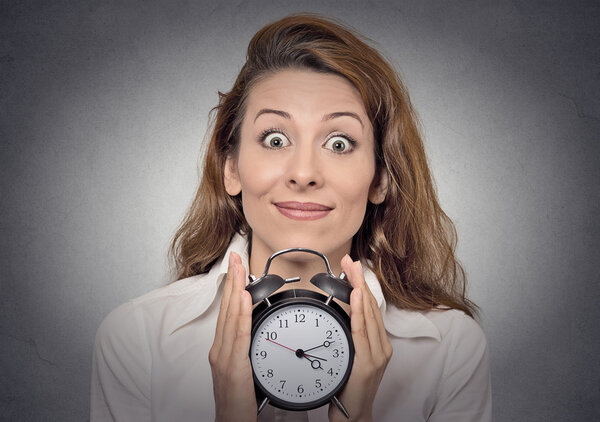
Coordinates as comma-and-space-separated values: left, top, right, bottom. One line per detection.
349, 287, 370, 356
343, 256, 389, 361
341, 254, 362, 289
219, 253, 240, 319
342, 254, 378, 310
352, 260, 383, 358
367, 286, 392, 359
344, 256, 390, 361
231, 252, 246, 291
343, 256, 373, 356
213, 252, 239, 348
220, 260, 244, 358
351, 260, 392, 360
232, 289, 253, 361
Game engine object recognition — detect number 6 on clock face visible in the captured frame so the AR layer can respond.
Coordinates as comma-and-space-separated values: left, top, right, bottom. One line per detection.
249, 292, 354, 411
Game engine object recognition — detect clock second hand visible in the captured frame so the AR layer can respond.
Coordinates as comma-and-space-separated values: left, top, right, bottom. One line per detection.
265, 338, 297, 353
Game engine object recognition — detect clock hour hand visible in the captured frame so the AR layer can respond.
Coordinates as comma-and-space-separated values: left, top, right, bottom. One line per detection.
304, 352, 327, 361
295, 348, 327, 362
303, 355, 325, 370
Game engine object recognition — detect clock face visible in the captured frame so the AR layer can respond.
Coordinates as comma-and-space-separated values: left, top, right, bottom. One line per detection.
250, 296, 353, 410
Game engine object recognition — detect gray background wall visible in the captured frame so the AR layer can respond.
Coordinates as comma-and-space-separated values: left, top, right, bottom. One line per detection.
1, 0, 598, 420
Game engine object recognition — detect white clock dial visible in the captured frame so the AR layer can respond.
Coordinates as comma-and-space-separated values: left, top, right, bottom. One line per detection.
250, 302, 351, 405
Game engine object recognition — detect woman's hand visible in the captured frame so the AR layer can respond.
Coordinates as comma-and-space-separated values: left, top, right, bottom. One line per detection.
209, 252, 257, 422
329, 255, 393, 422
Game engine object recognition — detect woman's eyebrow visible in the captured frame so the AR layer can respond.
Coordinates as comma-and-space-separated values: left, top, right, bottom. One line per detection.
322, 111, 364, 128
254, 108, 291, 122
254, 109, 364, 128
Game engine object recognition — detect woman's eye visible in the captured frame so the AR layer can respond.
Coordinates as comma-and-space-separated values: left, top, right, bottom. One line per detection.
262, 131, 290, 149
323, 135, 354, 153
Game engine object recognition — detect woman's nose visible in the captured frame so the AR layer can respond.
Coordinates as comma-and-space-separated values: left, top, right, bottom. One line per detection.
285, 145, 323, 189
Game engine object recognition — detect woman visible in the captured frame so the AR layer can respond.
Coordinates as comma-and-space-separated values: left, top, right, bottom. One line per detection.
91, 14, 491, 422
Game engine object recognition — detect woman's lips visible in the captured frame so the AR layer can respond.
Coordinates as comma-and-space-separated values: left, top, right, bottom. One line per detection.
274, 202, 333, 221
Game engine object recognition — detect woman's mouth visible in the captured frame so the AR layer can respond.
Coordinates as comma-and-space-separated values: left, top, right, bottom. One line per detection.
274, 202, 333, 221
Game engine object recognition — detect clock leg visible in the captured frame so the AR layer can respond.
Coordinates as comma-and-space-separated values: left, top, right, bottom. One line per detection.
257, 396, 269, 415
331, 395, 350, 419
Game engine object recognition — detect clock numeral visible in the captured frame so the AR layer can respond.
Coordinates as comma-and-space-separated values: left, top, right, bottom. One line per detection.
267, 369, 274, 378
297, 385, 304, 394
326, 330, 333, 340
327, 368, 334, 376
315, 379, 322, 388
332, 349, 339, 358
279, 380, 286, 389
295, 314, 305, 323
315, 318, 319, 327
279, 319, 289, 328
260, 350, 267, 359
265, 331, 277, 341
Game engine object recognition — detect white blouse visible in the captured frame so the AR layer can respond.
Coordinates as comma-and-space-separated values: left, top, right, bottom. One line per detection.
91, 234, 491, 421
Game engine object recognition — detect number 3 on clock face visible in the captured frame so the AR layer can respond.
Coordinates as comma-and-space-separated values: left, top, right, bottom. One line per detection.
250, 294, 354, 411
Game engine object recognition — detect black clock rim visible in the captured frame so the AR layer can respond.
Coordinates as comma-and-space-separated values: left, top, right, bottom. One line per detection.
250, 289, 355, 412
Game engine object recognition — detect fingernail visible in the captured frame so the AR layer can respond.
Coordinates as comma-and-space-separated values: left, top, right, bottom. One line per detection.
228, 253, 234, 266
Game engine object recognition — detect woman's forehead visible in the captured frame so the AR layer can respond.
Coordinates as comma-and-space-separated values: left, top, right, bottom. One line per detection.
243, 69, 371, 132
247, 70, 366, 112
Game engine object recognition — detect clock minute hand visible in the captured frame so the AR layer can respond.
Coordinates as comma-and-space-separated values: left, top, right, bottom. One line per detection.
303, 340, 335, 353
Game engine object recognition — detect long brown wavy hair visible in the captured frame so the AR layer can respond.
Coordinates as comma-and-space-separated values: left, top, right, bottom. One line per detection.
170, 13, 477, 317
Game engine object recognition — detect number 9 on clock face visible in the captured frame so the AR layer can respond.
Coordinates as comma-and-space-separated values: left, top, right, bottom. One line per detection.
250, 295, 354, 411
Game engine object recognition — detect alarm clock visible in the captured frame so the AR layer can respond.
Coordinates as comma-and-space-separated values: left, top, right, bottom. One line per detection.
246, 248, 354, 418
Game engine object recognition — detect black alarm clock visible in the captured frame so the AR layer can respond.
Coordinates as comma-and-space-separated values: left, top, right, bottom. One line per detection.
245, 248, 354, 418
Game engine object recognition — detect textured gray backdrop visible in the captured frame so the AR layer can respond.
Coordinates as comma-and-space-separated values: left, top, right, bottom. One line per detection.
1, 0, 599, 420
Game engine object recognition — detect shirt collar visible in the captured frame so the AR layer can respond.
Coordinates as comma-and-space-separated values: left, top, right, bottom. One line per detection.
362, 263, 440, 341
168, 233, 249, 334
169, 234, 440, 341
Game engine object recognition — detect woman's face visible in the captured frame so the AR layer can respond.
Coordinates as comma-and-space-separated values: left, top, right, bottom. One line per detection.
225, 69, 386, 268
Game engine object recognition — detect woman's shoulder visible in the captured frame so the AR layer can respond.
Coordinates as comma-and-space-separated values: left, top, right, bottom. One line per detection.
91, 273, 217, 419
423, 308, 487, 343
419, 308, 490, 376
384, 303, 487, 349
96, 270, 223, 345
421, 309, 492, 419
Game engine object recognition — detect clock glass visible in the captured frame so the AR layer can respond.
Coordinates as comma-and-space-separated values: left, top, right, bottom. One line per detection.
250, 298, 352, 409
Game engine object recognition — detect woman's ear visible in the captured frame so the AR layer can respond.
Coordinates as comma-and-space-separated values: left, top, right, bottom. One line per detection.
224, 156, 242, 196
368, 168, 388, 205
